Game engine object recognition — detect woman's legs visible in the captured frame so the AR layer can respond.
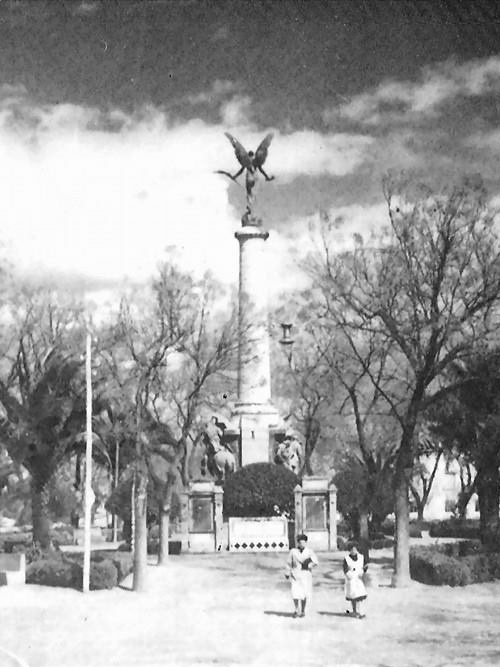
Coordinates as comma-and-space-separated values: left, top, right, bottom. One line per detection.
293, 599, 300, 617
356, 599, 365, 618
300, 598, 307, 616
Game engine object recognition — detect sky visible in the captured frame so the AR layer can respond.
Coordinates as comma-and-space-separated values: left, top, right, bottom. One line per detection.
1, 0, 500, 304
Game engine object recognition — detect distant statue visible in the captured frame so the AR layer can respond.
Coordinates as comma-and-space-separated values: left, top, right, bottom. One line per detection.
275, 431, 302, 474
216, 132, 275, 222
201, 416, 236, 483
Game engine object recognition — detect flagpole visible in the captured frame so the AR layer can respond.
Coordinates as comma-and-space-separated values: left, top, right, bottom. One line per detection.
83, 331, 93, 593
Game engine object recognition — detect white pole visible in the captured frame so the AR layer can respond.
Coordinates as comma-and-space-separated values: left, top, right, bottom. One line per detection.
83, 332, 93, 593
112, 440, 120, 543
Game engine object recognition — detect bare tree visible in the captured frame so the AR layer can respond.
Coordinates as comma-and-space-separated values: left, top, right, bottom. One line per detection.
306, 175, 500, 585
99, 265, 240, 584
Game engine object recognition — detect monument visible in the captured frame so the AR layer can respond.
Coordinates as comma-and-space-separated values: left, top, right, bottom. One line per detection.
218, 133, 284, 467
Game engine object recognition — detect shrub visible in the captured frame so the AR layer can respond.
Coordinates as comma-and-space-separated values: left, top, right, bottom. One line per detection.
380, 521, 395, 536
28, 550, 126, 589
487, 553, 500, 578
337, 520, 351, 537
369, 532, 386, 541
50, 526, 74, 547
410, 546, 472, 586
223, 463, 298, 519
26, 555, 80, 588
378, 523, 421, 538
410, 544, 500, 586
1, 533, 32, 553
337, 536, 348, 550
89, 560, 118, 590
371, 538, 395, 550
429, 520, 480, 540
90, 550, 133, 581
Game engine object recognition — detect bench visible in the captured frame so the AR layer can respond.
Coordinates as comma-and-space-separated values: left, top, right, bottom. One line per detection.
0, 553, 26, 585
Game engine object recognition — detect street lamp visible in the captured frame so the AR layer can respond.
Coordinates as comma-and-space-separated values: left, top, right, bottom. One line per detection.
279, 322, 295, 364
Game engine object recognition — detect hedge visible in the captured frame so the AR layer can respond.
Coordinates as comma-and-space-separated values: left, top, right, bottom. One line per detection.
337, 536, 394, 550
428, 520, 480, 540
380, 523, 422, 538
410, 544, 500, 586
26, 550, 132, 590
223, 463, 298, 518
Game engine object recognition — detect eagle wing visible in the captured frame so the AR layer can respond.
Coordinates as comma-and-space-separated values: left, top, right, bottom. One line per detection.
224, 132, 252, 169
253, 133, 274, 167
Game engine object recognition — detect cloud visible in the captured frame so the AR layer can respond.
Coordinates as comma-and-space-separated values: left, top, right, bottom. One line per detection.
220, 95, 253, 126
184, 80, 239, 106
324, 55, 500, 126
0, 91, 372, 298
72, 2, 101, 16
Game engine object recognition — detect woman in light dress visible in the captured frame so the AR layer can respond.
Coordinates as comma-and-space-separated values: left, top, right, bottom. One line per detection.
343, 543, 368, 619
285, 534, 318, 618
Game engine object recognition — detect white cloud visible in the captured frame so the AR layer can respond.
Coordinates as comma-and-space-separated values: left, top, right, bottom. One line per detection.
0, 92, 373, 298
185, 80, 239, 106
220, 95, 253, 126
325, 55, 500, 126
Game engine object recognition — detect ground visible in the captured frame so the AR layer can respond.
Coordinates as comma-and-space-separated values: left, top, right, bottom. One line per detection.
2, 548, 500, 667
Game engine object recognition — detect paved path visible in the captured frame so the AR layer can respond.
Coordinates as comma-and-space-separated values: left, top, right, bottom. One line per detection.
1, 550, 500, 667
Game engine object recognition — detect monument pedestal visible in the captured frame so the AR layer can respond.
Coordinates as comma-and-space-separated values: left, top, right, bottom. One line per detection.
294, 478, 337, 551
231, 403, 282, 467
180, 481, 224, 553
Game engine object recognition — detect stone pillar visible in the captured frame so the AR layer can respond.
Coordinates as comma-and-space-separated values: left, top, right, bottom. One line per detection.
179, 490, 189, 552
185, 480, 219, 553
233, 223, 281, 466
294, 477, 338, 552
328, 481, 338, 551
214, 485, 224, 551
235, 225, 271, 406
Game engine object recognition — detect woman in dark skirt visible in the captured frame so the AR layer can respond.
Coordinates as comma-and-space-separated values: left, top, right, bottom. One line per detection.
343, 543, 368, 619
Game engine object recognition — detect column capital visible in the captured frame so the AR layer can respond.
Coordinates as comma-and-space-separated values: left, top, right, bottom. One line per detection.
235, 226, 269, 242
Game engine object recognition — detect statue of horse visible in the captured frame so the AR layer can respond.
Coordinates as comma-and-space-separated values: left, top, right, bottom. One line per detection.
201, 417, 236, 483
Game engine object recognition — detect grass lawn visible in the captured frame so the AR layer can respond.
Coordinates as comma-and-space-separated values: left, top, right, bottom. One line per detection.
2, 548, 500, 667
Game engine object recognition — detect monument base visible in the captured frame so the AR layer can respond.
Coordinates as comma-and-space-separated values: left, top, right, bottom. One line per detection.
230, 403, 284, 467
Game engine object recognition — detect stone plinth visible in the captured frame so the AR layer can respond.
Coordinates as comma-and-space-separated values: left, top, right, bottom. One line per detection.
181, 481, 224, 553
294, 478, 337, 551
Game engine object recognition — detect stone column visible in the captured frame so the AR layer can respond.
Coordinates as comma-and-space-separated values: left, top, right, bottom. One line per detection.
232, 224, 281, 466
328, 481, 338, 551
235, 225, 272, 406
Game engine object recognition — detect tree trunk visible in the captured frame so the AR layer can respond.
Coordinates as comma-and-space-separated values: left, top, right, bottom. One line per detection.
417, 503, 424, 521
477, 466, 500, 548
392, 465, 411, 587
133, 470, 148, 592
359, 508, 369, 541
158, 492, 171, 566
31, 474, 51, 549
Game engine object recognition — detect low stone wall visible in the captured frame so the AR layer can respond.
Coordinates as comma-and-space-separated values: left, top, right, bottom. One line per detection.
228, 517, 289, 552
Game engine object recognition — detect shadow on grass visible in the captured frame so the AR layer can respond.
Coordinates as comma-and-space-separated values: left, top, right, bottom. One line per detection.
368, 557, 393, 565
318, 611, 356, 619
264, 610, 297, 618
